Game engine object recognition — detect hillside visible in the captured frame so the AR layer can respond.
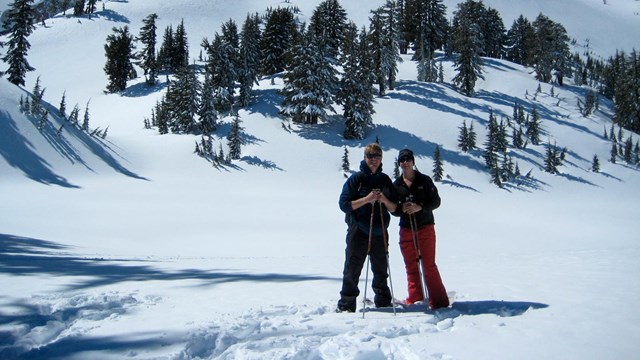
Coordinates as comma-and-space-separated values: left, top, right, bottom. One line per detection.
1, 0, 640, 359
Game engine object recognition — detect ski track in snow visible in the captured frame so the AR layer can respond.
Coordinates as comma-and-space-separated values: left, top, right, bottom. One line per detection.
176, 303, 457, 360
1, 291, 158, 358
3, 290, 518, 359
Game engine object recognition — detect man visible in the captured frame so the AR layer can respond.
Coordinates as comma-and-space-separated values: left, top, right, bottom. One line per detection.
337, 143, 398, 313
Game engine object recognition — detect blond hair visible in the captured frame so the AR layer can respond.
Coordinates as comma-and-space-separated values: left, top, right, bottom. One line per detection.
364, 143, 382, 155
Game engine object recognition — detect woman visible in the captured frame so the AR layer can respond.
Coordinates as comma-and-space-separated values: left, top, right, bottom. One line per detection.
393, 148, 449, 309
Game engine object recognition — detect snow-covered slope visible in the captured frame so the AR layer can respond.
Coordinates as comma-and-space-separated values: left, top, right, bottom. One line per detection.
1, 0, 639, 359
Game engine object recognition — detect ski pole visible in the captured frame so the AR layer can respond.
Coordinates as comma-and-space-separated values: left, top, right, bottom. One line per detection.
409, 206, 429, 313
379, 201, 396, 316
362, 201, 375, 318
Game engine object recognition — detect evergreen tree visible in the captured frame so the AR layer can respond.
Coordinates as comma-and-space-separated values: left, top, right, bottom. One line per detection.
613, 50, 640, 132
2, 0, 36, 86
610, 140, 618, 163
85, 0, 96, 15
380, 0, 402, 90
309, 0, 348, 62
104, 26, 135, 93
531, 14, 571, 85
483, 113, 499, 172
544, 141, 558, 174
433, 146, 444, 181
591, 155, 600, 173
172, 19, 189, 70
482, 7, 506, 59
467, 121, 477, 150
342, 146, 350, 173
405, 0, 448, 62
198, 71, 218, 134
29, 75, 44, 117
512, 126, 524, 149
155, 98, 169, 134
73, 0, 84, 16
238, 13, 261, 107
227, 114, 243, 160
157, 25, 174, 72
280, 28, 338, 124
506, 15, 535, 66
203, 33, 238, 113
58, 90, 67, 119
68, 103, 80, 126
623, 136, 634, 163
526, 107, 542, 145
137, 13, 158, 86
82, 100, 90, 131
451, 3, 484, 97
167, 66, 200, 133
339, 27, 376, 139
260, 7, 297, 75
458, 120, 470, 152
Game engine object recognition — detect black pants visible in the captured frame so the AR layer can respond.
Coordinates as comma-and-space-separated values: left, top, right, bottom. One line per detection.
338, 225, 392, 309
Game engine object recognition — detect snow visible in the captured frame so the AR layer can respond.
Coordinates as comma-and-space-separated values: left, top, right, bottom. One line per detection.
1, 0, 640, 359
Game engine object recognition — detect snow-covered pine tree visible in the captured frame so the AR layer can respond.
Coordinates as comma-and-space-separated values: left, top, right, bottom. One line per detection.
104, 26, 135, 93
2, 0, 36, 86
260, 7, 297, 76
544, 141, 558, 174
68, 104, 80, 126
610, 141, 618, 163
458, 120, 470, 152
339, 27, 376, 139
483, 112, 500, 172
59, 90, 67, 119
309, 0, 348, 63
137, 13, 158, 86
342, 146, 350, 174
369, 2, 402, 96
203, 33, 237, 114
512, 126, 524, 149
156, 25, 174, 72
198, 72, 218, 134
29, 76, 44, 117
532, 14, 570, 85
73, 0, 85, 16
506, 15, 535, 66
468, 121, 477, 150
613, 50, 640, 132
433, 146, 444, 182
482, 7, 506, 59
85, 0, 97, 16
227, 114, 243, 160
379, 0, 402, 91
451, 3, 484, 97
526, 107, 542, 145
166, 66, 200, 133
406, 0, 447, 62
172, 19, 189, 70
592, 155, 600, 173
82, 100, 90, 131
238, 13, 261, 107
280, 27, 338, 124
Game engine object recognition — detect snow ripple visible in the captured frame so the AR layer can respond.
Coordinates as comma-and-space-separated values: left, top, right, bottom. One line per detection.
175, 303, 455, 359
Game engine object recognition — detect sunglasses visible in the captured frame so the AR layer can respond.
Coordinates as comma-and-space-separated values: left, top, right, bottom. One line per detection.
398, 156, 412, 163
366, 153, 382, 159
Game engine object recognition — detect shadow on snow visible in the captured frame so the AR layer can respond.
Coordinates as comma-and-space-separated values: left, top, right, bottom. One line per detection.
369, 299, 549, 319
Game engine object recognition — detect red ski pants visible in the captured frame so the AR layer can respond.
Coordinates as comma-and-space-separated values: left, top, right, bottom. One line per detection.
399, 224, 449, 309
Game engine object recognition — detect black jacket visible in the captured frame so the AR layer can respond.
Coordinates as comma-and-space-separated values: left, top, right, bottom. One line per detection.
393, 170, 441, 228
339, 160, 397, 236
